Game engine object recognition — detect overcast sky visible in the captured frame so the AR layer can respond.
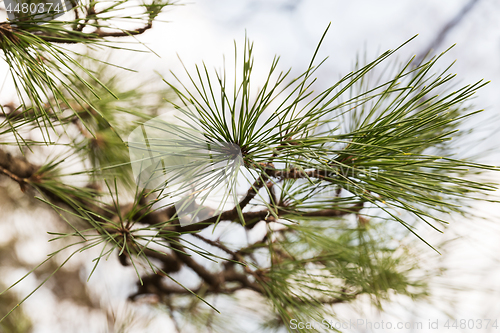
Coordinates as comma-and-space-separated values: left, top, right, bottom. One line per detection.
2, 1, 500, 332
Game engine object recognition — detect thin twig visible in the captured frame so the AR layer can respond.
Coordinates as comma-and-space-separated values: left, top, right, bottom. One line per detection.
415, 0, 482, 64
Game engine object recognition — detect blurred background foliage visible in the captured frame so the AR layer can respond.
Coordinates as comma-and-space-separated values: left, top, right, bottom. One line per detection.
1, 1, 500, 333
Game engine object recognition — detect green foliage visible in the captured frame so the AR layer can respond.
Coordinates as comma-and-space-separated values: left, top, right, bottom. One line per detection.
0, 4, 498, 333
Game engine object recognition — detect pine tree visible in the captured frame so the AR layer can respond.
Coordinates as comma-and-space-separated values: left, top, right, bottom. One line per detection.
0, 2, 498, 332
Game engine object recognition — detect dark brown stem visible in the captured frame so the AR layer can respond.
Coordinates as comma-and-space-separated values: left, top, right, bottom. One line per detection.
169, 239, 222, 288
0, 149, 38, 188
32, 22, 154, 44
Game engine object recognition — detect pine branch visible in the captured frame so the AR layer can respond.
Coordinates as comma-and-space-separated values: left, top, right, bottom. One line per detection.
2, 18, 498, 329
0, 149, 38, 187
0, 22, 20, 44
32, 22, 155, 44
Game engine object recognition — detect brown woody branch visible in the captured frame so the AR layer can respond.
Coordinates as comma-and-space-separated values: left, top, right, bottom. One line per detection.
1, 1, 155, 45
0, 147, 365, 310
169, 238, 222, 288
33, 22, 154, 44
0, 149, 38, 188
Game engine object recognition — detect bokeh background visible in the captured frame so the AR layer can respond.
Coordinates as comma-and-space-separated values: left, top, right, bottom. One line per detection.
1, 0, 500, 332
